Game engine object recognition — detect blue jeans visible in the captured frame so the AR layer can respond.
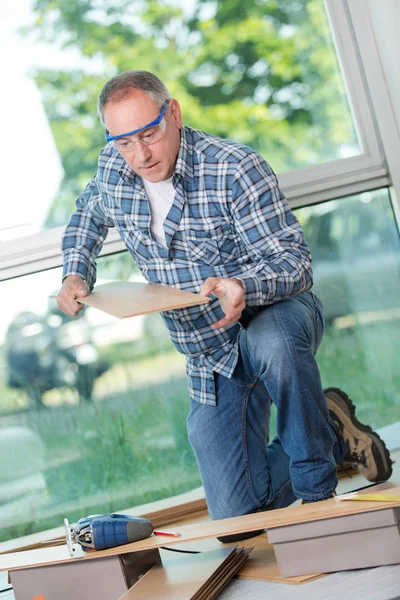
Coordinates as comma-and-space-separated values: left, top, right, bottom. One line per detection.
187, 291, 346, 519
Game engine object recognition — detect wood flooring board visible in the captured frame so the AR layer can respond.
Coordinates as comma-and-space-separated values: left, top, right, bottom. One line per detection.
2, 489, 400, 573
270, 508, 400, 577
2, 449, 397, 558
76, 281, 210, 319
195, 549, 252, 600
119, 548, 229, 600
9, 552, 161, 600
237, 545, 322, 584
160, 535, 322, 585
119, 547, 250, 600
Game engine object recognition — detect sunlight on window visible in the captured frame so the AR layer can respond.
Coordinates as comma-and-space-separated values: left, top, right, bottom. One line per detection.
2, 0, 360, 237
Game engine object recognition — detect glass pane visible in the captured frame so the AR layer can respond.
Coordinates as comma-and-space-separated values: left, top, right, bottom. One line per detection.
0, 258, 199, 543
296, 188, 400, 428
2, 0, 359, 239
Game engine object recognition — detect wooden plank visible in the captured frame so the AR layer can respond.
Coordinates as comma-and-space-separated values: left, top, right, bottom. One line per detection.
119, 547, 251, 600
1, 489, 399, 573
157, 532, 323, 585
237, 546, 323, 584
75, 281, 210, 319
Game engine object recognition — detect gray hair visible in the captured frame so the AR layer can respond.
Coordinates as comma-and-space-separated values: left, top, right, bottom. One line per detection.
97, 70, 171, 124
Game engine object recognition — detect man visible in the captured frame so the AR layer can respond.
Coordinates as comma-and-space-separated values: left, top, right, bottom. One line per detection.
57, 71, 392, 539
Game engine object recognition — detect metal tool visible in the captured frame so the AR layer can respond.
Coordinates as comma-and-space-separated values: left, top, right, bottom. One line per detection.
64, 513, 154, 556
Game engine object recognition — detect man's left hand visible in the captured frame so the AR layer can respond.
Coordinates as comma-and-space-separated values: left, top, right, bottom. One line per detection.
201, 277, 246, 329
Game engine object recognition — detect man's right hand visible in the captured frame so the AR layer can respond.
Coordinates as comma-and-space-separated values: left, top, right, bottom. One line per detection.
56, 275, 90, 317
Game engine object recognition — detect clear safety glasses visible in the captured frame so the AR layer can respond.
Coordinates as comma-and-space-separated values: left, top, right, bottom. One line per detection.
105, 100, 169, 152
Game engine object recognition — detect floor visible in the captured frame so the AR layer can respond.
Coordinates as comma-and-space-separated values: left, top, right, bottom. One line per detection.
1, 424, 400, 600
0, 574, 12, 600
218, 566, 400, 600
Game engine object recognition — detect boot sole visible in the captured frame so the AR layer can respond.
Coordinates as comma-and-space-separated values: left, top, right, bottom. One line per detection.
324, 387, 393, 482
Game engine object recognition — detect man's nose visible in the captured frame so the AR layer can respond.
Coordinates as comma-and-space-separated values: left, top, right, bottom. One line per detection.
135, 141, 152, 160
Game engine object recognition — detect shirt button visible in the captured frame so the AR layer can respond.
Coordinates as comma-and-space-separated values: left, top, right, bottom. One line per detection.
143, 229, 149, 235
206, 233, 212, 239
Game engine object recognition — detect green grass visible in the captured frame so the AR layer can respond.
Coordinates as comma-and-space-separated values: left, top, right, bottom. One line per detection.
0, 375, 201, 542
1, 317, 400, 543
316, 320, 400, 429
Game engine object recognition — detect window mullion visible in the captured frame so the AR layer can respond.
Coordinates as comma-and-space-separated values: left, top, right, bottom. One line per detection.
343, 0, 400, 215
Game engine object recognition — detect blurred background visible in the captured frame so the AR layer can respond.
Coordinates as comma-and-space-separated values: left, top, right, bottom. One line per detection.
0, 0, 399, 545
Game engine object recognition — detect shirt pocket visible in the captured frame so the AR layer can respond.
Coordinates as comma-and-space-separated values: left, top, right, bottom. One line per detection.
185, 223, 239, 266
115, 219, 152, 264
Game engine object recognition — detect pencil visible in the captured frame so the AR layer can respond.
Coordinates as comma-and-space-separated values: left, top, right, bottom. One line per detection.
153, 530, 181, 537
335, 492, 400, 502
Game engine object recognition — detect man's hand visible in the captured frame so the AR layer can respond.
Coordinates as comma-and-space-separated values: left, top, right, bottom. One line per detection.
56, 275, 90, 317
201, 277, 246, 329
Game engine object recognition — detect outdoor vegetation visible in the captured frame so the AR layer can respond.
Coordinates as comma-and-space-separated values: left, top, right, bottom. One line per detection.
0, 371, 202, 542
1, 0, 399, 544
1, 311, 400, 543
27, 0, 357, 228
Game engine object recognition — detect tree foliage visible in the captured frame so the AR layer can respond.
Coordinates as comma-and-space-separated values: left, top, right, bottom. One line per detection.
28, 0, 357, 228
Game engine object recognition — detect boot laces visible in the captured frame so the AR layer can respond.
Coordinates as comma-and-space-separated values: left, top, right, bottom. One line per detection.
345, 440, 367, 467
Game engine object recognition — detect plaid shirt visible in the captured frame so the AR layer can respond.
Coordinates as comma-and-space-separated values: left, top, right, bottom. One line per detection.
62, 126, 313, 405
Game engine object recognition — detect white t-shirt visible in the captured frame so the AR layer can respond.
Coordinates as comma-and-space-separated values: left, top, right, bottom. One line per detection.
143, 177, 175, 248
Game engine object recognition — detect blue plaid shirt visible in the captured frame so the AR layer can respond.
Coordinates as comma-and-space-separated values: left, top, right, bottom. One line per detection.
62, 126, 313, 405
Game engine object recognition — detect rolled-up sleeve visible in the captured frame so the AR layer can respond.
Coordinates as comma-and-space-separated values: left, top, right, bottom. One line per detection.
232, 153, 313, 306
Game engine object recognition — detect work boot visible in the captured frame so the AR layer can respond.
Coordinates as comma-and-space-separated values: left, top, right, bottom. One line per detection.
324, 387, 393, 482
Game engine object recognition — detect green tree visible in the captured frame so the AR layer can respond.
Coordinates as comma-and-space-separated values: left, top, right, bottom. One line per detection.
29, 0, 356, 231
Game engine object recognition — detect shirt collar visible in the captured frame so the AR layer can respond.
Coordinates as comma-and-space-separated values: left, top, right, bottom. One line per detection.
174, 127, 195, 181
118, 159, 140, 186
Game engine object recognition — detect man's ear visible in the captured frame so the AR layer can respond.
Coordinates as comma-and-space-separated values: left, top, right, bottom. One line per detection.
169, 98, 183, 129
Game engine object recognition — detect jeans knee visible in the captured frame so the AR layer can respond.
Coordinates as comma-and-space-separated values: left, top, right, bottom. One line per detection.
245, 329, 292, 378
186, 408, 210, 456
244, 303, 313, 371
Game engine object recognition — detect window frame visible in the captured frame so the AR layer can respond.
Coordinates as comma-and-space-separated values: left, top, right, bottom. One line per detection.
1, 0, 400, 549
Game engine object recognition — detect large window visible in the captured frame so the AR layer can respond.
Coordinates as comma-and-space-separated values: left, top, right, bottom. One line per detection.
1, 0, 399, 545
1, 0, 379, 240
295, 188, 400, 428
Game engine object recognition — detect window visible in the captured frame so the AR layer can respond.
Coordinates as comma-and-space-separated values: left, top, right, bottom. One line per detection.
0, 0, 386, 243
295, 188, 400, 428
1, 0, 399, 544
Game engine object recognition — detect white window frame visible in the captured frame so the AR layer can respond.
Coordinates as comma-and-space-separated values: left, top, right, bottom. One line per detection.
1, 0, 399, 281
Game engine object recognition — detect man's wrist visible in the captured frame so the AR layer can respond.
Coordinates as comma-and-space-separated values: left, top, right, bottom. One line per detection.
63, 274, 87, 283
232, 278, 244, 289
